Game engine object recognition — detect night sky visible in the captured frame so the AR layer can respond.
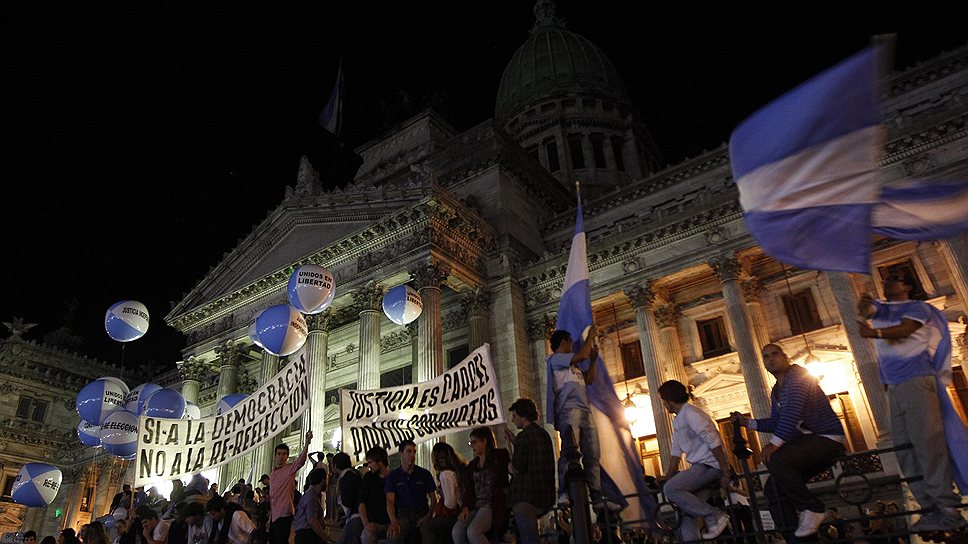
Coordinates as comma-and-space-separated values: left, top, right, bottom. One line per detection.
3, 3, 966, 369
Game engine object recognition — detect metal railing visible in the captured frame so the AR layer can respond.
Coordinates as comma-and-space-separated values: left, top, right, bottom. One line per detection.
555, 425, 968, 544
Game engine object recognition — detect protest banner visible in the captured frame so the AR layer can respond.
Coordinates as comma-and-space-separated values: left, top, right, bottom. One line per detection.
339, 344, 504, 461
134, 345, 311, 486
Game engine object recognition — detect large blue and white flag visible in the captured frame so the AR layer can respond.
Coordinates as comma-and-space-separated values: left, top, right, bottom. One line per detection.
319, 60, 344, 136
730, 43, 968, 274
729, 45, 885, 273
546, 186, 655, 524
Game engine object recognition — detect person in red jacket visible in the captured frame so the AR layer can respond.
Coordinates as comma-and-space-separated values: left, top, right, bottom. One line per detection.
454, 427, 511, 544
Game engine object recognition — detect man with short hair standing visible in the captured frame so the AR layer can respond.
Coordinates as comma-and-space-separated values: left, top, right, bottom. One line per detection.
546, 326, 602, 506
385, 440, 437, 544
858, 271, 966, 531
657, 380, 732, 542
504, 398, 555, 544
333, 452, 362, 544
268, 431, 313, 544
733, 344, 845, 540
293, 468, 327, 544
359, 446, 392, 544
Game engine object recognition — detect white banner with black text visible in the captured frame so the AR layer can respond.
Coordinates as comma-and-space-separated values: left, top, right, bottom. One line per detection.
339, 343, 504, 462
134, 345, 311, 486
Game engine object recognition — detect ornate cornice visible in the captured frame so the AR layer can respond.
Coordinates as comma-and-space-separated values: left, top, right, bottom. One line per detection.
526, 318, 546, 342
887, 46, 968, 97
709, 255, 742, 283
354, 282, 387, 313
653, 305, 682, 329
169, 190, 494, 334
177, 356, 210, 382
306, 309, 334, 333
520, 200, 743, 306
409, 261, 451, 290
380, 330, 415, 354
540, 148, 731, 235
460, 288, 491, 317
237, 369, 258, 395
624, 283, 655, 309
741, 278, 764, 302
215, 341, 248, 368
442, 307, 469, 333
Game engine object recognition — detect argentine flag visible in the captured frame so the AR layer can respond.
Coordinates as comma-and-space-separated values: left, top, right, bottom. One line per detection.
546, 186, 655, 524
319, 60, 344, 136
729, 42, 968, 274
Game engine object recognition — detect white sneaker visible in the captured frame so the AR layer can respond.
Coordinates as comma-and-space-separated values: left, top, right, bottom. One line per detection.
701, 511, 730, 540
794, 510, 827, 537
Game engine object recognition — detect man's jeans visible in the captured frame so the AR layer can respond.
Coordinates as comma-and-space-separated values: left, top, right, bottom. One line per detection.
557, 407, 602, 497
512, 502, 547, 544
664, 463, 723, 542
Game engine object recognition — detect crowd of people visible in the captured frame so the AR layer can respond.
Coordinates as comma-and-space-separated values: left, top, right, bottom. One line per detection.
33, 272, 966, 544
39, 396, 556, 544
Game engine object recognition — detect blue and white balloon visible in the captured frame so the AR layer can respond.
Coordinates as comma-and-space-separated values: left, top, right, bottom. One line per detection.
217, 393, 248, 416
104, 300, 150, 342
143, 389, 186, 419
125, 383, 162, 414
76, 378, 127, 425
11, 463, 62, 507
77, 420, 102, 447
184, 402, 201, 420
382, 284, 423, 325
99, 410, 139, 460
287, 264, 336, 314
255, 304, 308, 356
101, 377, 130, 398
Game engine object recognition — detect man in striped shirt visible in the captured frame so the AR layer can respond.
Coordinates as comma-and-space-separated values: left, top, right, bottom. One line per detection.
733, 344, 845, 540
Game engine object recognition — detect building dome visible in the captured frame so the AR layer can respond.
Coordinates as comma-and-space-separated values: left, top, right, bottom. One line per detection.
495, 0, 631, 125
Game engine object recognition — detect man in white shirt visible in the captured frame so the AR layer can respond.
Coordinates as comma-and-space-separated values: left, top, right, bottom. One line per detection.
207, 496, 256, 544
658, 380, 733, 542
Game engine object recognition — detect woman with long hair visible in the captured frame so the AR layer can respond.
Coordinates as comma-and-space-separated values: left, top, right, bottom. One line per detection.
84, 522, 110, 544
421, 442, 466, 544
453, 427, 511, 544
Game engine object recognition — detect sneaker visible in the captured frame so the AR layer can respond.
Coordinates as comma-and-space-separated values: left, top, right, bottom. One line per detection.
913, 510, 967, 532
701, 511, 730, 540
557, 493, 571, 507
794, 510, 827, 537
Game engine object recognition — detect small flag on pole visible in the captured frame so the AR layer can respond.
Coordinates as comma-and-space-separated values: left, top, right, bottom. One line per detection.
319, 60, 344, 136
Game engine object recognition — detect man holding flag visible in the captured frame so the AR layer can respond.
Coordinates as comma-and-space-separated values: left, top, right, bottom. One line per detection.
729, 35, 968, 536
546, 182, 655, 525
858, 272, 967, 532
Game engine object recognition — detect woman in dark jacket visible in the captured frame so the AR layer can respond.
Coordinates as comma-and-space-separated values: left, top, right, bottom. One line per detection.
453, 427, 511, 544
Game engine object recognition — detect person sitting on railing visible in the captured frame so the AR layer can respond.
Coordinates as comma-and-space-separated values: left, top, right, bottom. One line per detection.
656, 380, 733, 542
731, 344, 846, 540
858, 271, 967, 533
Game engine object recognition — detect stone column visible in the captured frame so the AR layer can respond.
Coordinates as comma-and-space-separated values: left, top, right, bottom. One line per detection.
624, 283, 674, 464
653, 304, 689, 386
827, 271, 891, 436
176, 356, 209, 405
411, 262, 450, 465
741, 278, 773, 351
937, 237, 968, 310
710, 255, 772, 422
461, 288, 491, 351
215, 341, 244, 399
251, 350, 281, 484
354, 282, 386, 390
214, 341, 246, 487
299, 311, 332, 481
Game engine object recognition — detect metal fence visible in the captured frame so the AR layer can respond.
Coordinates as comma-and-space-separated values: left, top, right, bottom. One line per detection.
554, 426, 968, 544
